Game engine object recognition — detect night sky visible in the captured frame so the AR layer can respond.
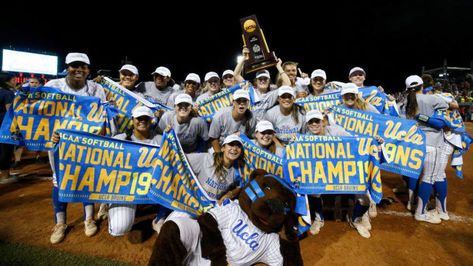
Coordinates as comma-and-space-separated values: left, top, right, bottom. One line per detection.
2, 1, 472, 93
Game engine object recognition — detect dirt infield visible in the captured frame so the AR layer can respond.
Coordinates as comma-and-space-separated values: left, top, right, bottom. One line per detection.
1, 126, 473, 265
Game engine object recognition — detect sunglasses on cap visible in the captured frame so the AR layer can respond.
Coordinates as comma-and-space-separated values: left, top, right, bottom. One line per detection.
308, 118, 322, 125
342, 93, 356, 100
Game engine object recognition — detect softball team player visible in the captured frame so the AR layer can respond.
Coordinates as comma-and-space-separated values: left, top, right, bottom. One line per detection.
107, 106, 162, 236
264, 86, 305, 145
233, 47, 291, 121
252, 120, 285, 157
46, 53, 107, 244
208, 89, 256, 152
301, 110, 351, 235
404, 75, 458, 224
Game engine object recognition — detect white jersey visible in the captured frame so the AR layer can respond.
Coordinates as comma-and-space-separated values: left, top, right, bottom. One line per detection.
208, 200, 283, 266
45, 78, 107, 101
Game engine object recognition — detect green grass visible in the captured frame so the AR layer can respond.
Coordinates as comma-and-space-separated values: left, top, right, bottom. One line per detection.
0, 241, 135, 266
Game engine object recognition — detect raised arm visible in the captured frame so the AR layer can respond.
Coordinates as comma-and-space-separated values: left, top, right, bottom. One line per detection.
234, 47, 250, 83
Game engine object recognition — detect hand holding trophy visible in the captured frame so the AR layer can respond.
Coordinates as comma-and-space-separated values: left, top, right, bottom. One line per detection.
240, 15, 278, 73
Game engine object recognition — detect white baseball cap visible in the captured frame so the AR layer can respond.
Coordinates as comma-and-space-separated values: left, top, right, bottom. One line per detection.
256, 70, 270, 79
204, 71, 220, 82
256, 120, 275, 133
222, 69, 234, 77
151, 66, 171, 77
278, 86, 296, 97
119, 64, 139, 75
306, 110, 323, 121
233, 89, 250, 101
222, 134, 243, 146
310, 69, 327, 80
405, 75, 423, 89
349, 67, 365, 77
175, 94, 193, 105
132, 106, 154, 118
65, 53, 90, 65
184, 73, 201, 84
341, 83, 359, 95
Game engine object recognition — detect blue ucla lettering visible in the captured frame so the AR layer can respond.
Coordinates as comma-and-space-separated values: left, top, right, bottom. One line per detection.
232, 219, 260, 251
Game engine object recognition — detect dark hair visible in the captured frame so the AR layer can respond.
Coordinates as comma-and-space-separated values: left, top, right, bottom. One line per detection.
405, 85, 422, 119
0, 71, 16, 89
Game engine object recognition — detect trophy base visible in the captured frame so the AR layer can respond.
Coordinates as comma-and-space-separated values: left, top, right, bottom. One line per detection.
244, 59, 278, 74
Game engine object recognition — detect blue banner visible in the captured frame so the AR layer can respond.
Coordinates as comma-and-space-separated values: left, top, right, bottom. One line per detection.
148, 129, 215, 217
99, 77, 171, 133
0, 86, 109, 150
331, 105, 425, 178
0, 94, 23, 146
431, 109, 466, 133
196, 81, 255, 122
54, 129, 158, 204
283, 134, 383, 203
295, 85, 398, 117
237, 134, 284, 185
295, 92, 342, 112
451, 132, 473, 178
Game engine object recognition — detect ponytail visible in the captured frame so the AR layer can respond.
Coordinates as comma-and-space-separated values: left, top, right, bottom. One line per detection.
406, 85, 421, 119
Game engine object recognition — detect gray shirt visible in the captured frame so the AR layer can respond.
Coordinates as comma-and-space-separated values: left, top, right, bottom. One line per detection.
252, 89, 279, 122
263, 105, 305, 145
158, 111, 209, 153
209, 106, 256, 145
416, 93, 449, 147
187, 153, 237, 200
113, 132, 162, 146
136, 81, 174, 106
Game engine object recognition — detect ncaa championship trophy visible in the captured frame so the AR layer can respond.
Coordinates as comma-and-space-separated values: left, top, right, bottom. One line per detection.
240, 15, 278, 73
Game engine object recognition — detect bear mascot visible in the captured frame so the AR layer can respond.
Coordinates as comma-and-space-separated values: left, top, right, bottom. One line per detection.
148, 169, 304, 265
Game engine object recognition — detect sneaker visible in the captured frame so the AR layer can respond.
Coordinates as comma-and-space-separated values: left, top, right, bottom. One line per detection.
50, 223, 67, 244
84, 219, 98, 237
414, 212, 441, 224
348, 215, 370, 238
368, 202, 377, 218
9, 162, 23, 176
361, 213, 372, 231
309, 219, 324, 235
96, 204, 109, 220
152, 218, 165, 234
437, 211, 450, 221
